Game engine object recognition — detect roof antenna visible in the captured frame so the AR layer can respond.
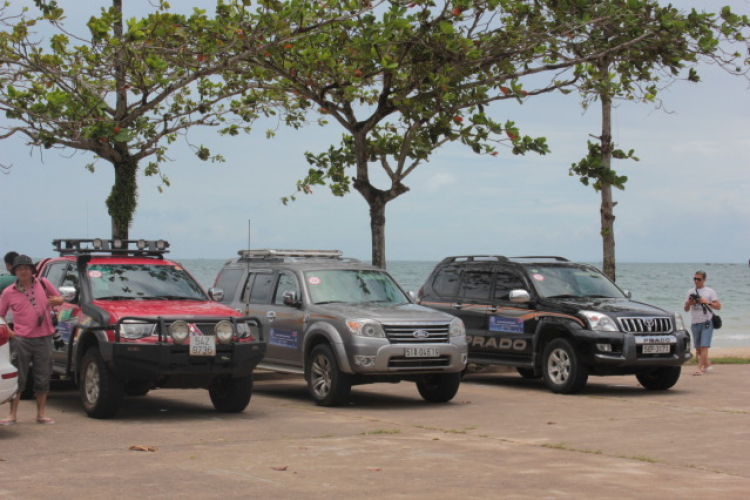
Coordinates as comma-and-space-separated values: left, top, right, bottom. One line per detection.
248, 219, 251, 250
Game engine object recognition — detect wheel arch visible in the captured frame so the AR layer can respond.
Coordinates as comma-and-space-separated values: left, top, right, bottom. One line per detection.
302, 322, 353, 374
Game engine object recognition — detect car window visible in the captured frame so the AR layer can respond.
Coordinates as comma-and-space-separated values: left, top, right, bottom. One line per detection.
42, 261, 68, 288
87, 263, 206, 300
214, 268, 244, 303
526, 265, 625, 298
273, 272, 299, 305
431, 265, 461, 297
305, 269, 409, 305
247, 272, 275, 304
460, 268, 492, 300
493, 268, 527, 300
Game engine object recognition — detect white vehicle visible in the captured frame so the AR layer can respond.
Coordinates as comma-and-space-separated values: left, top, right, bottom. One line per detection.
0, 318, 18, 406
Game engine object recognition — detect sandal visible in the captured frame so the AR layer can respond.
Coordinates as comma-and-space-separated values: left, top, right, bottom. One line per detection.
703, 366, 713, 374
36, 417, 55, 425
692, 370, 703, 376
0, 417, 16, 426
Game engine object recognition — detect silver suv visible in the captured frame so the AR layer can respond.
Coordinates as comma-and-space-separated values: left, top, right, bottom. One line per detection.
212, 250, 468, 406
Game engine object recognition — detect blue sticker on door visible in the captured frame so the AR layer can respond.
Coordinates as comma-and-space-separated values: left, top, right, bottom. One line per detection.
489, 316, 523, 333
270, 329, 298, 348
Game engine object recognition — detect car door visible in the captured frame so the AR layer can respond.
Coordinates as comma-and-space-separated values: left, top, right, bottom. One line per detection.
265, 271, 305, 364
484, 265, 536, 361
40, 260, 82, 368
453, 263, 494, 355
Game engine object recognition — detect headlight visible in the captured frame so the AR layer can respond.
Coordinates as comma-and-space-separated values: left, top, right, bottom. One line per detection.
120, 320, 155, 339
346, 319, 385, 338
449, 317, 466, 337
214, 320, 234, 344
674, 312, 686, 331
169, 320, 190, 345
580, 311, 619, 332
235, 321, 255, 339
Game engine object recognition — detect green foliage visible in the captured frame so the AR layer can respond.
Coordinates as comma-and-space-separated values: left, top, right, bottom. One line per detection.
569, 141, 636, 192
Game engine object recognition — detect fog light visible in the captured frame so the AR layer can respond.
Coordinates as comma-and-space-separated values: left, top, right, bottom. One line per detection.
596, 343, 612, 352
170, 320, 190, 345
354, 356, 376, 367
461, 353, 468, 365
136, 239, 147, 250
214, 320, 234, 344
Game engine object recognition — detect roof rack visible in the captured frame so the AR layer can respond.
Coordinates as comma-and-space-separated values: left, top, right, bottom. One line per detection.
237, 249, 360, 263
53, 238, 170, 257
510, 256, 570, 262
438, 256, 510, 264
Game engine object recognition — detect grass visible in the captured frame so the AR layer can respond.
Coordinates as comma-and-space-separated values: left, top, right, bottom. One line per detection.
361, 429, 401, 436
687, 357, 750, 365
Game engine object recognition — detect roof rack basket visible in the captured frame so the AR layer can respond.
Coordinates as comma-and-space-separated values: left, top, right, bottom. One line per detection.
52, 238, 170, 257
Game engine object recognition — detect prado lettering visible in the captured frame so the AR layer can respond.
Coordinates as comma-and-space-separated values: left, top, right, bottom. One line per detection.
467, 335, 527, 351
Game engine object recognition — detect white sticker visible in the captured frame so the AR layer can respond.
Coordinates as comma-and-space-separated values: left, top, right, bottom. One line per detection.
533, 274, 545, 281
88, 270, 103, 278
308, 277, 321, 285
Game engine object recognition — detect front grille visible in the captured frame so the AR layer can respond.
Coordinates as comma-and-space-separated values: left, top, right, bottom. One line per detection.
618, 317, 672, 334
388, 357, 451, 369
383, 322, 451, 344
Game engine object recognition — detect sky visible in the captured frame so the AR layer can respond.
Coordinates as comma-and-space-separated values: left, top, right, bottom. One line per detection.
1, 0, 749, 264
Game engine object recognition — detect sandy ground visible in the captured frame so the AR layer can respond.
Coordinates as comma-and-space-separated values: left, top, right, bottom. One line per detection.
705, 346, 750, 359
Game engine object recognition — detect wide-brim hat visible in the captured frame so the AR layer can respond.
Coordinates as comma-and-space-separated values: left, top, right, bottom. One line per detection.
11, 254, 36, 275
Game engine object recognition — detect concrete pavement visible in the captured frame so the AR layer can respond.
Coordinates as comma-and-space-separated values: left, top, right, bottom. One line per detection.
1, 364, 748, 499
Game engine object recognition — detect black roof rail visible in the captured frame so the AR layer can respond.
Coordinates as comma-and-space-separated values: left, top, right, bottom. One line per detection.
438, 255, 510, 264
52, 238, 169, 258
510, 256, 570, 262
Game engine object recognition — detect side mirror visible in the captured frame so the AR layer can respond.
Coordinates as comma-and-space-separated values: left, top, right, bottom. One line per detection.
622, 290, 632, 298
509, 289, 532, 304
59, 285, 77, 303
208, 287, 225, 302
282, 290, 300, 307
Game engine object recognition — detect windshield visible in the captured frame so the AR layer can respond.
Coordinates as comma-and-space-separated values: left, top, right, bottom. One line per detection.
525, 265, 626, 299
304, 269, 410, 306
88, 263, 207, 301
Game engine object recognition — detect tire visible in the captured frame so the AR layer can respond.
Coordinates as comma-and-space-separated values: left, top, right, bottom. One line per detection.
80, 347, 124, 419
636, 366, 681, 391
209, 375, 253, 413
542, 338, 588, 394
305, 344, 351, 407
516, 367, 540, 379
416, 372, 461, 403
124, 381, 151, 397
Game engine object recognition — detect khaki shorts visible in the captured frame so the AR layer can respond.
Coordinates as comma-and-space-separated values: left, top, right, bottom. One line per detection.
12, 336, 53, 394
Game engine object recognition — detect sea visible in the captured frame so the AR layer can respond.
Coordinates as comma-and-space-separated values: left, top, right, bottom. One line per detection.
181, 260, 750, 349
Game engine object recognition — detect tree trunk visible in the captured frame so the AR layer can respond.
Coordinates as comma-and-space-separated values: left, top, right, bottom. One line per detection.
368, 196, 387, 269
599, 59, 616, 281
106, 158, 138, 240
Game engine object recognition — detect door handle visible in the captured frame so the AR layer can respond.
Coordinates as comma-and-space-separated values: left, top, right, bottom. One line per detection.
452, 303, 463, 310
265, 311, 276, 323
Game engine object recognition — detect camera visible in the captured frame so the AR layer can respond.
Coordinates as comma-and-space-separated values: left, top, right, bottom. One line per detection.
689, 293, 701, 303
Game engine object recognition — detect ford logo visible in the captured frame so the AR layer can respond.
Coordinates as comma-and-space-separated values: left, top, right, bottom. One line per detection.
413, 330, 430, 338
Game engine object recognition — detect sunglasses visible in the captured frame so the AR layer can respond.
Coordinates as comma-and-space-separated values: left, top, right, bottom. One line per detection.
693, 277, 703, 281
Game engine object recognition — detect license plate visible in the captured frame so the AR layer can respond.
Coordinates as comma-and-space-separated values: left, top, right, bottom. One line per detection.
642, 345, 670, 354
405, 347, 439, 357
189, 335, 216, 356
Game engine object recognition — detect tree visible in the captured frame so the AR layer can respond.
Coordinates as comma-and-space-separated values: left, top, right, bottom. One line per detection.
255, 0, 702, 268
567, 1, 750, 280
0, 0, 379, 238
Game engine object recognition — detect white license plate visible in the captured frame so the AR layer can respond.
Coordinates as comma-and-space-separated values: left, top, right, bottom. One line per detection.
189, 335, 216, 356
642, 345, 670, 354
405, 347, 439, 357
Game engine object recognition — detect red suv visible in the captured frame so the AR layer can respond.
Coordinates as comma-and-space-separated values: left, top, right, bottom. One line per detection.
37, 239, 266, 418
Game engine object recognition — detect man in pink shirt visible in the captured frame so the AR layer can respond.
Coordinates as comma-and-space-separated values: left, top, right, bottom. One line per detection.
0, 255, 63, 425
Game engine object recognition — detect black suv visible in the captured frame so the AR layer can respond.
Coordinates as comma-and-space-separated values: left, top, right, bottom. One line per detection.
212, 250, 467, 406
418, 256, 692, 394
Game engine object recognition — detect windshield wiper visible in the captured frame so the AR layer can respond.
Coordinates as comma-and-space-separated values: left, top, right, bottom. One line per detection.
142, 295, 198, 301
94, 296, 131, 301
314, 300, 346, 305
545, 294, 583, 299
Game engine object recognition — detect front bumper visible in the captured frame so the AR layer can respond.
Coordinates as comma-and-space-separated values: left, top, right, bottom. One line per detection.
103, 342, 266, 383
347, 341, 468, 374
578, 329, 692, 367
